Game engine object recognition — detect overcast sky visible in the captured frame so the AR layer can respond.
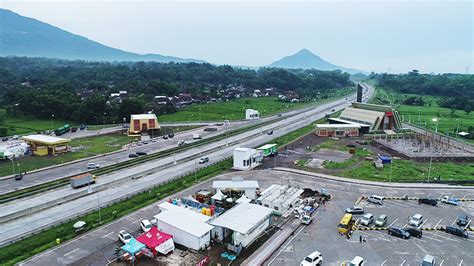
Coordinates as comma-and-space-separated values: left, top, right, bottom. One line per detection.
2, 0, 473, 73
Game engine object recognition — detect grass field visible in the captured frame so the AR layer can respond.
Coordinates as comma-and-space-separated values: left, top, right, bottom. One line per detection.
371, 88, 474, 143
158, 89, 353, 122
0, 134, 136, 177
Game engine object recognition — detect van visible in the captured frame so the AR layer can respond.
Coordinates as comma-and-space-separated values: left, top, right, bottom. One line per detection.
445, 225, 468, 238
338, 213, 353, 234
349, 256, 364, 266
421, 255, 435, 266
367, 195, 384, 205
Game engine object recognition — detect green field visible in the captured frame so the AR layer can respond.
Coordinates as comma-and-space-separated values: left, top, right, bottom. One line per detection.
0, 134, 136, 177
158, 89, 353, 122
371, 88, 474, 143
1, 109, 77, 136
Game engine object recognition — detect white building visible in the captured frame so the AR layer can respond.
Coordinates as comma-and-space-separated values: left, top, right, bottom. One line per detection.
245, 109, 260, 120
0, 142, 28, 159
154, 202, 214, 251
212, 178, 259, 200
256, 185, 304, 215
210, 203, 273, 248
233, 147, 263, 171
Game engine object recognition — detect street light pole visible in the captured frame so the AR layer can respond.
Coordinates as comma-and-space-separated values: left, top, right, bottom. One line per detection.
51, 114, 55, 131
97, 191, 102, 224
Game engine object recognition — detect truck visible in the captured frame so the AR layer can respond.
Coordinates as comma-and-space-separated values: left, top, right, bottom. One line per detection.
441, 196, 460, 206
301, 206, 316, 225
192, 134, 201, 140
70, 173, 96, 188
54, 124, 71, 136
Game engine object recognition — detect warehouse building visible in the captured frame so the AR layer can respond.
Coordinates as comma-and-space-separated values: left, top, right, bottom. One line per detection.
154, 202, 214, 251
128, 114, 160, 135
315, 124, 360, 137
233, 147, 263, 170
256, 185, 304, 215
209, 203, 273, 248
21, 135, 70, 156
245, 109, 260, 120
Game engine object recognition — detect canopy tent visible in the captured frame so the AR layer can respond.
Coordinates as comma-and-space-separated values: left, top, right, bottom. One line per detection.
458, 132, 470, 137
136, 226, 175, 256
121, 238, 146, 256
211, 190, 226, 201
236, 194, 251, 204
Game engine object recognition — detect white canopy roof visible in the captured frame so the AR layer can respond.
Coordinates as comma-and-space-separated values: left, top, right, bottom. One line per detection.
154, 204, 213, 238
236, 194, 251, 203
213, 180, 259, 190
211, 190, 226, 201
210, 203, 272, 234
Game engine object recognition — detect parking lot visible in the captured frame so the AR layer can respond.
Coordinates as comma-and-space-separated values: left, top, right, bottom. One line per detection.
265, 175, 474, 266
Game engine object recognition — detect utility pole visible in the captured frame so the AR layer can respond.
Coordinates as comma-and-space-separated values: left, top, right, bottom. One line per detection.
51, 114, 55, 132
97, 191, 102, 224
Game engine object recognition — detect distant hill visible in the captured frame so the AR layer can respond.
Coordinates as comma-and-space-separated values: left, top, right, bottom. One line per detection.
0, 9, 205, 63
268, 48, 364, 74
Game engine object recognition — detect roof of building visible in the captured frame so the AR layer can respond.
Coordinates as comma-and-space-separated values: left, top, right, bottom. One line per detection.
210, 203, 272, 234
131, 114, 158, 120
328, 118, 370, 127
315, 124, 360, 129
257, 185, 303, 208
257, 144, 277, 150
340, 107, 385, 127
154, 203, 213, 238
21, 134, 70, 145
212, 180, 259, 189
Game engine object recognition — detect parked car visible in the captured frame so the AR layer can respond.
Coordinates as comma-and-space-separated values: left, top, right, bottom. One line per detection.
142, 140, 149, 144
267, 130, 274, 135
300, 251, 322, 266
178, 140, 188, 146
421, 255, 435, 266
409, 214, 424, 227
79, 124, 86, 130
129, 153, 139, 158
14, 173, 24, 181
441, 196, 460, 206
375, 214, 388, 227
199, 157, 209, 164
168, 133, 174, 138
345, 206, 364, 214
12, 135, 19, 140
163, 135, 169, 139
2, 137, 8, 141
71, 127, 78, 132
118, 230, 132, 244
419, 197, 437, 206
367, 195, 384, 205
388, 227, 411, 239
456, 214, 469, 227
360, 213, 374, 226
136, 151, 147, 156
140, 219, 152, 233
87, 162, 100, 169
405, 227, 423, 238
445, 225, 468, 238
349, 256, 364, 266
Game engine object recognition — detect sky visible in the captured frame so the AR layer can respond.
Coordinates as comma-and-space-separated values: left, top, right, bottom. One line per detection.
1, 0, 473, 73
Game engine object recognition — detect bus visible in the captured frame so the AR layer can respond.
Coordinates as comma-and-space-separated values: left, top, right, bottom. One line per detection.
338, 213, 353, 234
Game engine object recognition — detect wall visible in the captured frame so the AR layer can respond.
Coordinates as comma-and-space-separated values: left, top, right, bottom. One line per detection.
157, 220, 203, 250
232, 217, 270, 247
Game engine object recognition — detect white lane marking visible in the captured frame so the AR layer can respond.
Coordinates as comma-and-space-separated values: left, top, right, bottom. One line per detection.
381, 259, 387, 266
422, 235, 443, 243
131, 218, 142, 224
400, 259, 406, 266
459, 259, 463, 266
434, 219, 443, 228
387, 218, 399, 228
440, 259, 444, 266
64, 248, 79, 257
413, 240, 429, 255
101, 231, 115, 239
360, 231, 391, 242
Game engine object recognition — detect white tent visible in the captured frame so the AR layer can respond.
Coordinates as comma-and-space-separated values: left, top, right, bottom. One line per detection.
211, 190, 226, 201
236, 194, 251, 204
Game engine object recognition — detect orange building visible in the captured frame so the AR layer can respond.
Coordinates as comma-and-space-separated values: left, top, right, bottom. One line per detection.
128, 114, 160, 135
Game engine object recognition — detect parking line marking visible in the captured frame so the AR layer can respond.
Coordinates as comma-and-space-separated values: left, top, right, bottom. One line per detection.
64, 248, 79, 257
131, 218, 142, 224
101, 231, 114, 239
267, 225, 306, 265
440, 260, 444, 266
413, 240, 429, 255
388, 218, 399, 228
459, 259, 463, 266
400, 259, 406, 266
422, 235, 443, 243
381, 259, 387, 266
434, 219, 443, 228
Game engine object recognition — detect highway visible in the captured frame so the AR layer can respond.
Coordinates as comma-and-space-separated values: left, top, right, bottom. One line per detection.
0, 85, 373, 247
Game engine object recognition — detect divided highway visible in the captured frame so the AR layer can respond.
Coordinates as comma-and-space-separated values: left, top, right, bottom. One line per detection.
0, 85, 373, 246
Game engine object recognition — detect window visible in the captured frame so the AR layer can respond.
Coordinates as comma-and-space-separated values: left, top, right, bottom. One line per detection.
274, 206, 279, 211
243, 160, 246, 166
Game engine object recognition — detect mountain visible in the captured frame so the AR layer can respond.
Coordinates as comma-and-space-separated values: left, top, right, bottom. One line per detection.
0, 9, 205, 63
268, 49, 364, 74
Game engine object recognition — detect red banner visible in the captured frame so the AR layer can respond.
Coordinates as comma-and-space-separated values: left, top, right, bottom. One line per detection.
196, 256, 209, 266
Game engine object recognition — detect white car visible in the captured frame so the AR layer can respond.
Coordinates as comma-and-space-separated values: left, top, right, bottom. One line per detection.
118, 230, 132, 244
140, 219, 152, 232
87, 162, 100, 169
409, 214, 423, 227
300, 251, 322, 266
350, 256, 365, 266
360, 213, 374, 226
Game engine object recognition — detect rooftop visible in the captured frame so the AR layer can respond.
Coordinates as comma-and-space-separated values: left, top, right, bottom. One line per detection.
213, 180, 259, 189
154, 203, 213, 238
257, 144, 277, 150
210, 203, 273, 234
315, 124, 360, 129
131, 114, 157, 120
21, 134, 70, 145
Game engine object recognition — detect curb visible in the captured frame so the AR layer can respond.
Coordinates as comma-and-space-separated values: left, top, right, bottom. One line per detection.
273, 168, 474, 189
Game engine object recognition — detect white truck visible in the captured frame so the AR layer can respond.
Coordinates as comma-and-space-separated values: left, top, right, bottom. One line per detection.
70, 173, 96, 188
192, 134, 201, 140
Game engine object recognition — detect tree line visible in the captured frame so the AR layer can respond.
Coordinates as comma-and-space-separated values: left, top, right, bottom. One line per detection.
0, 57, 352, 125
